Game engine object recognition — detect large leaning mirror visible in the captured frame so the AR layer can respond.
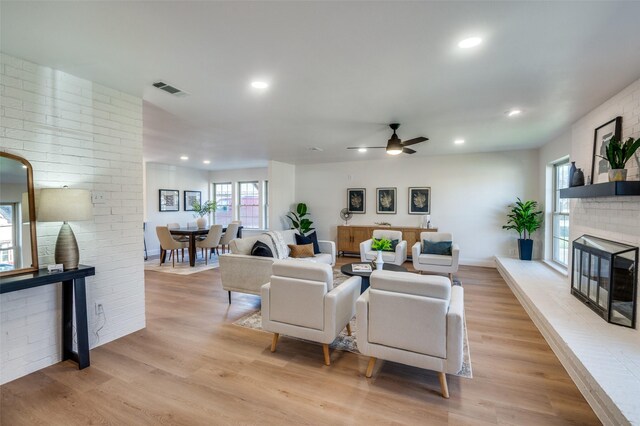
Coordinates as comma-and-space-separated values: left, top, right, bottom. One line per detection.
0, 152, 38, 276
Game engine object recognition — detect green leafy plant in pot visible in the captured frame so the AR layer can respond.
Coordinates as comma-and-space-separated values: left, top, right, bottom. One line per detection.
192, 200, 217, 229
502, 198, 543, 261
371, 237, 392, 269
599, 136, 640, 182
287, 203, 315, 236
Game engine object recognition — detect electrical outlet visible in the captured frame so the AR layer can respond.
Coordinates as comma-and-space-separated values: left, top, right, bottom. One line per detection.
92, 191, 106, 204
95, 302, 104, 315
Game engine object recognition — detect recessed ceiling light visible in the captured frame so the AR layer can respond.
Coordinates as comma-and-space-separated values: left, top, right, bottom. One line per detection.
454, 139, 465, 145
203, 160, 210, 164
180, 156, 189, 160
458, 37, 482, 49
251, 81, 269, 89
507, 109, 522, 117
358, 148, 367, 153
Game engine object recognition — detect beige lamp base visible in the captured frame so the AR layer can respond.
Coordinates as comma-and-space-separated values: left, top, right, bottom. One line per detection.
55, 222, 80, 270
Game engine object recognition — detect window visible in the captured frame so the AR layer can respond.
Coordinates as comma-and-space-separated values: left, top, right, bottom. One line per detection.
552, 160, 570, 266
263, 180, 269, 229
213, 183, 233, 227
0, 203, 17, 270
238, 181, 260, 229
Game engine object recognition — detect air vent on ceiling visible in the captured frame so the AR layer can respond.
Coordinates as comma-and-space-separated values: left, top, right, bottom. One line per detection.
152, 81, 190, 97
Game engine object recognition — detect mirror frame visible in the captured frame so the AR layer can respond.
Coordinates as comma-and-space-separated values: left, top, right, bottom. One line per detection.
0, 152, 39, 277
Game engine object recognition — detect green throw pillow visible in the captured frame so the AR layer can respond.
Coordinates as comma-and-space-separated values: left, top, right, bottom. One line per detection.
422, 240, 452, 256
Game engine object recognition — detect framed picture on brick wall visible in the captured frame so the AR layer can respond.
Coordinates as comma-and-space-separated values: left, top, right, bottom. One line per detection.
159, 189, 179, 212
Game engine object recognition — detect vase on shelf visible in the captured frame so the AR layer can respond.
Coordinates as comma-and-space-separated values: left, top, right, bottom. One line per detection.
375, 250, 384, 270
571, 168, 585, 187
569, 162, 577, 187
608, 169, 627, 182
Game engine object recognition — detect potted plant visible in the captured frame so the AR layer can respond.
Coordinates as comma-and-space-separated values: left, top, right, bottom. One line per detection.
287, 203, 315, 236
371, 237, 392, 269
502, 198, 543, 261
191, 200, 216, 229
599, 136, 640, 182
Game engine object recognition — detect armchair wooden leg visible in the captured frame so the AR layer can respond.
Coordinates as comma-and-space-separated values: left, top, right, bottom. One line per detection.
438, 372, 450, 398
365, 357, 377, 378
271, 333, 279, 352
172, 250, 175, 268
322, 344, 330, 366
346, 323, 352, 336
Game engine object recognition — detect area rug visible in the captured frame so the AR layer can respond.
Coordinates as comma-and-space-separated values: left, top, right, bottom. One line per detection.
144, 254, 219, 275
233, 271, 472, 378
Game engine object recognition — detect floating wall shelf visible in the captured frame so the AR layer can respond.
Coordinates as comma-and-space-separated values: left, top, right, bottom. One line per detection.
560, 181, 640, 199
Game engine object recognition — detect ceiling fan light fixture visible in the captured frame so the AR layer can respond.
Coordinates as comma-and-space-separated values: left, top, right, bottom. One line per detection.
386, 140, 403, 155
358, 148, 367, 153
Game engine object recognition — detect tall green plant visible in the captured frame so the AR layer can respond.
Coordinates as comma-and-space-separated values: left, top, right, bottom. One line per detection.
502, 198, 543, 240
287, 203, 315, 235
600, 136, 640, 169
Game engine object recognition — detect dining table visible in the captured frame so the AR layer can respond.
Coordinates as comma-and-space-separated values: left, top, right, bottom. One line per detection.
162, 226, 243, 267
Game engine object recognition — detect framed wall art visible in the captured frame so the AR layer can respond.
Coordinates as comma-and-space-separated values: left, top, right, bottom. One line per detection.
408, 187, 431, 214
347, 188, 366, 214
591, 116, 622, 184
159, 189, 179, 212
376, 187, 397, 214
184, 190, 201, 211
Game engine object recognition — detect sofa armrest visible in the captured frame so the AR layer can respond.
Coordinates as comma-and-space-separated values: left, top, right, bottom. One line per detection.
220, 253, 274, 295
355, 290, 371, 354
395, 240, 407, 263
325, 276, 361, 338
318, 240, 336, 266
451, 244, 460, 268
360, 239, 373, 262
412, 242, 421, 260
446, 285, 464, 373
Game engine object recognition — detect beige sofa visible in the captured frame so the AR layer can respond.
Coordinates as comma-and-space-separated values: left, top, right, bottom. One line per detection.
219, 229, 336, 302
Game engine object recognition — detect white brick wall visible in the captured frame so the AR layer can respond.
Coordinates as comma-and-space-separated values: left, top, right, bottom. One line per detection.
569, 77, 640, 337
0, 53, 145, 384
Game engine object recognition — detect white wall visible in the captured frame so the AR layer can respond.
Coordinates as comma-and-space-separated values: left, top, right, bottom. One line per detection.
539, 130, 571, 261
144, 162, 210, 256
568, 77, 640, 334
268, 161, 296, 231
0, 53, 145, 384
295, 150, 540, 266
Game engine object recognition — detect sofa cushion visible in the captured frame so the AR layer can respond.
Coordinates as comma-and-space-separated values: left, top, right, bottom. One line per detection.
251, 241, 273, 257
422, 240, 452, 255
363, 250, 398, 262
295, 231, 321, 254
288, 243, 315, 258
418, 253, 453, 266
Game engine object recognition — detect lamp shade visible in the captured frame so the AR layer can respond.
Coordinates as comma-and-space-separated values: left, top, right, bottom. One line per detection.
37, 188, 92, 222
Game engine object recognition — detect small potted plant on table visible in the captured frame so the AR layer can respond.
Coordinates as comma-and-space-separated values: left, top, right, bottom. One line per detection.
192, 200, 217, 229
371, 237, 392, 270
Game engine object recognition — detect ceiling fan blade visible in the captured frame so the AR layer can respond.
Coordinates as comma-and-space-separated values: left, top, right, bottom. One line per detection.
347, 146, 387, 149
402, 137, 428, 146
402, 147, 416, 154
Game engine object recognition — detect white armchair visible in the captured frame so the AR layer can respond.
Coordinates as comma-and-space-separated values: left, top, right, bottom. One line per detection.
412, 232, 460, 281
261, 260, 361, 366
356, 270, 464, 398
360, 230, 407, 266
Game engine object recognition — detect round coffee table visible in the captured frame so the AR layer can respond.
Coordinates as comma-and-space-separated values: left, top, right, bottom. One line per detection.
340, 262, 408, 293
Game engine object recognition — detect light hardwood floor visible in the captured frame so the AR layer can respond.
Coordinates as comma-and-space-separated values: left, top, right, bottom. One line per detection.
1, 259, 600, 425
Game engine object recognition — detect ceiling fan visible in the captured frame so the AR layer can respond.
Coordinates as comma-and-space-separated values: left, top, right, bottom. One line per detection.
347, 123, 428, 155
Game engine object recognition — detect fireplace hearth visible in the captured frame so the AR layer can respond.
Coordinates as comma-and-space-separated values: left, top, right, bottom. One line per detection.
571, 235, 638, 328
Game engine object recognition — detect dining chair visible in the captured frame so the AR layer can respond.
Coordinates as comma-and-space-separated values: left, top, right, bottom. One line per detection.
167, 223, 188, 261
156, 226, 185, 267
219, 222, 240, 254
196, 225, 223, 264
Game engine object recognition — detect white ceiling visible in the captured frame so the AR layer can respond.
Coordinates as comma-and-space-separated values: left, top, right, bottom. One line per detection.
2, 1, 640, 170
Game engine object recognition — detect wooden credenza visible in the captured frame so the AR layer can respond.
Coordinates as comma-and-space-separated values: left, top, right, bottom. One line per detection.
337, 225, 439, 258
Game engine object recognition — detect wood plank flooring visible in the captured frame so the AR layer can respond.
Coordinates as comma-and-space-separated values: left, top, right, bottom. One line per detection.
0, 259, 600, 425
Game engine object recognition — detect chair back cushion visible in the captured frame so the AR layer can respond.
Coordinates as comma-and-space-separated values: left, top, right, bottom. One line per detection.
370, 270, 451, 299
156, 226, 181, 250
422, 240, 452, 255
420, 232, 452, 243
269, 260, 333, 330
372, 229, 403, 242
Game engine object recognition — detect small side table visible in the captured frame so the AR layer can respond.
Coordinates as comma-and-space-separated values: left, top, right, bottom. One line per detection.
340, 262, 407, 293
0, 265, 96, 369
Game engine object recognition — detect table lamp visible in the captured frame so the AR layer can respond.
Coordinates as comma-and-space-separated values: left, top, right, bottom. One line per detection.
38, 187, 92, 270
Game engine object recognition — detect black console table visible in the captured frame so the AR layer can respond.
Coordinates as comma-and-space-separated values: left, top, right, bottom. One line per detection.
0, 265, 96, 369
